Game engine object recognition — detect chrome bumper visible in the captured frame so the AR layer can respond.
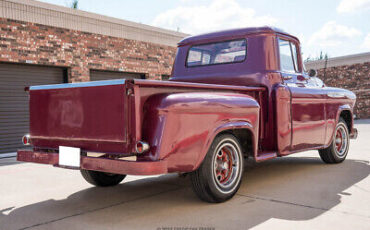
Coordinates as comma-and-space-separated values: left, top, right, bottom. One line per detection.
350, 128, 358, 139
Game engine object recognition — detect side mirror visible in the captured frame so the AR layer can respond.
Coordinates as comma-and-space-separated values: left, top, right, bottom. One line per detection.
308, 69, 317, 77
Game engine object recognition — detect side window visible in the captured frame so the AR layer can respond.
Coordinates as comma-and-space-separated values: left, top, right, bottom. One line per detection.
278, 38, 299, 73
291, 44, 299, 71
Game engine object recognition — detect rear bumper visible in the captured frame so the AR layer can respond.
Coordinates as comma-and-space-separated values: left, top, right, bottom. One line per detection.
350, 128, 358, 139
17, 149, 167, 175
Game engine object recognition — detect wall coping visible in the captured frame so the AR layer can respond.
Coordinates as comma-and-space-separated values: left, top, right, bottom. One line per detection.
305, 52, 370, 69
0, 0, 189, 47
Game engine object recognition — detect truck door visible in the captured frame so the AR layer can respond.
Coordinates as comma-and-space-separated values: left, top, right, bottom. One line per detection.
278, 38, 326, 152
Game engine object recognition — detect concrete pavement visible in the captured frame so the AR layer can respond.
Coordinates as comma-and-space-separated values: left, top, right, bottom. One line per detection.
0, 120, 369, 230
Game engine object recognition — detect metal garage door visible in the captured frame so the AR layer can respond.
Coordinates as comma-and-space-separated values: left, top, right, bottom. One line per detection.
90, 70, 144, 81
0, 63, 65, 154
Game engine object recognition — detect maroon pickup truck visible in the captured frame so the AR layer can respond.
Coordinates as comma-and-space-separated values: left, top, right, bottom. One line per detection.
18, 27, 358, 203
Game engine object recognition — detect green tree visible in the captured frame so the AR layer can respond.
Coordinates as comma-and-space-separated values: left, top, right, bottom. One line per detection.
70, 0, 78, 9
304, 51, 329, 62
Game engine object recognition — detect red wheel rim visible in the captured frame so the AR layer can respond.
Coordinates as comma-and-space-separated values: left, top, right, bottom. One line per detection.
335, 129, 343, 152
215, 147, 233, 184
334, 124, 348, 157
212, 140, 241, 193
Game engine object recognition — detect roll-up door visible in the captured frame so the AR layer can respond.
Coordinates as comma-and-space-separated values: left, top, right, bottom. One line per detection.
90, 70, 144, 81
0, 63, 65, 154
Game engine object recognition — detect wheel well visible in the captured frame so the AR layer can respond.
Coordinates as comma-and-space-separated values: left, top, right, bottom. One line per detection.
340, 110, 352, 132
218, 129, 254, 158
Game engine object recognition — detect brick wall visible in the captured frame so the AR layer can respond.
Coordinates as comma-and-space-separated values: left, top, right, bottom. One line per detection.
0, 18, 177, 81
316, 62, 370, 119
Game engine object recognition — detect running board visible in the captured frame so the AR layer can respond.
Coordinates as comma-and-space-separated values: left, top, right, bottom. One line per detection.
255, 152, 277, 162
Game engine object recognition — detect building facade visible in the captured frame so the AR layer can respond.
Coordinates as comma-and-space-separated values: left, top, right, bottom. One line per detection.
0, 0, 187, 154
0, 0, 188, 82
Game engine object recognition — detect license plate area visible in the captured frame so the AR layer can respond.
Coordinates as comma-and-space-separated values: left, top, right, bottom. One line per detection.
59, 146, 81, 167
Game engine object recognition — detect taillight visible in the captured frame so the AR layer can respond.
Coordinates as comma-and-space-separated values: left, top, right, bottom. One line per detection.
135, 141, 149, 154
22, 134, 31, 145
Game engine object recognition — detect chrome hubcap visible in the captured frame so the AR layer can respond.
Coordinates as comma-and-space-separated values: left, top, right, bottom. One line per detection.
335, 125, 348, 157
213, 141, 240, 190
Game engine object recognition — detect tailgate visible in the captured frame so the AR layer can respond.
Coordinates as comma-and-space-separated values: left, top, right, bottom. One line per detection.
29, 80, 131, 154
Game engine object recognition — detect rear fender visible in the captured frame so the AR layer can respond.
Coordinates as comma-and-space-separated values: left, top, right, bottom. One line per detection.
139, 92, 260, 173
194, 121, 258, 170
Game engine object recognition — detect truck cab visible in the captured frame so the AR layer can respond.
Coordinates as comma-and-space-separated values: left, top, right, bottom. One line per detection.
172, 26, 357, 157
18, 27, 357, 203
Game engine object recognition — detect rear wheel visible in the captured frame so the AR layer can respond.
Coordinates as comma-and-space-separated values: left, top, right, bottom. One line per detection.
319, 118, 349, 164
80, 169, 126, 187
190, 134, 244, 203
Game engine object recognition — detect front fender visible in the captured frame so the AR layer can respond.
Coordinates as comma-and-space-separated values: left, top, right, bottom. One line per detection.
139, 92, 260, 173
325, 87, 356, 145
329, 105, 354, 143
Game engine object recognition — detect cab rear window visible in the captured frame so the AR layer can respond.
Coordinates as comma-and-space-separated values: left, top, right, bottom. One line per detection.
186, 39, 247, 67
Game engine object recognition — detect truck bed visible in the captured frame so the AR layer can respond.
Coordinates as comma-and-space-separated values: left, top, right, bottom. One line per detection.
28, 79, 265, 155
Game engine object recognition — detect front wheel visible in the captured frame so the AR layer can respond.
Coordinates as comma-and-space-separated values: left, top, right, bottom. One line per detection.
80, 169, 126, 187
319, 118, 350, 164
190, 134, 244, 203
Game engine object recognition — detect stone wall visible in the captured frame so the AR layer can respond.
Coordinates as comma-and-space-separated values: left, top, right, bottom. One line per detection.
316, 62, 369, 118
0, 18, 177, 81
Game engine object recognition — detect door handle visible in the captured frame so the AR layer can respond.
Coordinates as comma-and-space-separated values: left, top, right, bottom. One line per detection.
282, 75, 292, 80
297, 75, 309, 81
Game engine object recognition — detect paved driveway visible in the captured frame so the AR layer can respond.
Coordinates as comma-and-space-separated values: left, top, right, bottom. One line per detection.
0, 120, 369, 230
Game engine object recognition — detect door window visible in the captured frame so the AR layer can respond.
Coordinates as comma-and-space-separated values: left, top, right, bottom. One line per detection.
278, 38, 299, 73
291, 44, 299, 71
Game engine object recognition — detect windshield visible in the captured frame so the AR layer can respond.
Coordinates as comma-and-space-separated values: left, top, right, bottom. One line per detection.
186, 39, 247, 67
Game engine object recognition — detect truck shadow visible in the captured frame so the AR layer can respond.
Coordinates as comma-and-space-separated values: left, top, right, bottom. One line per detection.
0, 157, 21, 167
1, 156, 369, 230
